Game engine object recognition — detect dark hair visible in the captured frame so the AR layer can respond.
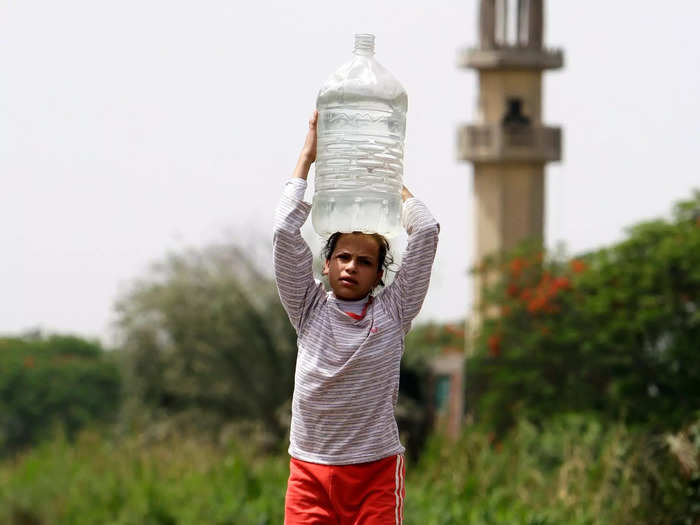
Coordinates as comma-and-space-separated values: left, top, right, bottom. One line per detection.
322, 231, 394, 287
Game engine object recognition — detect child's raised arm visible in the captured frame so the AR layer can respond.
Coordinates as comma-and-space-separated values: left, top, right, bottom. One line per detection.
272, 111, 323, 333
381, 185, 440, 334
292, 110, 318, 180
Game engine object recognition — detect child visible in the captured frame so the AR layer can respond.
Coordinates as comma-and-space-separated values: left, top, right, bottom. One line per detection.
273, 110, 439, 524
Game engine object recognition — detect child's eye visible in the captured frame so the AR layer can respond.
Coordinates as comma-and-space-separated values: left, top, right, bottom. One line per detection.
337, 253, 350, 261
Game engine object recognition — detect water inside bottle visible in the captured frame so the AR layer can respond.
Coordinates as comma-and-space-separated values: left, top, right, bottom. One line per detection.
313, 100, 404, 237
312, 34, 407, 239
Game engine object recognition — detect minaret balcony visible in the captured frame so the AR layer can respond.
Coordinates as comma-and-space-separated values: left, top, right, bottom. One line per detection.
458, 124, 561, 163
459, 46, 564, 70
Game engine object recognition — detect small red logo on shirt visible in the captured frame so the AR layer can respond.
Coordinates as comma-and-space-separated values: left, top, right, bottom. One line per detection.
370, 327, 378, 334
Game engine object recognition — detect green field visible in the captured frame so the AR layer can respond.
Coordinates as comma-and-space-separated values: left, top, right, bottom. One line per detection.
1, 414, 695, 525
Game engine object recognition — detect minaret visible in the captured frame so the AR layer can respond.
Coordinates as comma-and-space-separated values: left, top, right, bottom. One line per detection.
459, 0, 563, 348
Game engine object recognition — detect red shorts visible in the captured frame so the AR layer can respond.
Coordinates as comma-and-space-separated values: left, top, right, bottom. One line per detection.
284, 454, 406, 525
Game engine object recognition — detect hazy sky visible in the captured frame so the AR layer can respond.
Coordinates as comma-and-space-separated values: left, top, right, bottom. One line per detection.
2, 1, 699, 345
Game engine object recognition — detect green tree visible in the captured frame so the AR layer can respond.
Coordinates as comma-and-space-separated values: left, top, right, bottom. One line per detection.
0, 334, 120, 455
469, 190, 700, 433
114, 242, 297, 441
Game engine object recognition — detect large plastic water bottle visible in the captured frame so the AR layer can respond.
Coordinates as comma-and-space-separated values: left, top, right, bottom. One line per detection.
312, 33, 408, 238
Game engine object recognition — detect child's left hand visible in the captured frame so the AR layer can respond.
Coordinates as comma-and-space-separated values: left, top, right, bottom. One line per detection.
300, 110, 318, 164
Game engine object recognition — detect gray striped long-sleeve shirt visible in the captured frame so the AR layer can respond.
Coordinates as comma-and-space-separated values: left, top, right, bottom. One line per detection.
273, 181, 439, 465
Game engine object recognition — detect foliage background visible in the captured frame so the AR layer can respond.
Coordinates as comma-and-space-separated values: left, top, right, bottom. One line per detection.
0, 335, 120, 457
1, 192, 699, 523
469, 190, 700, 435
113, 243, 297, 446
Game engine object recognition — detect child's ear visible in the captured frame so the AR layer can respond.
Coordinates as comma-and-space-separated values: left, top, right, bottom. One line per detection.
322, 260, 330, 276
376, 269, 384, 285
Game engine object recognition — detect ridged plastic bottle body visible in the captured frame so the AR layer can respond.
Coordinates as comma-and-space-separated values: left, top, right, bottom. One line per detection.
312, 35, 407, 238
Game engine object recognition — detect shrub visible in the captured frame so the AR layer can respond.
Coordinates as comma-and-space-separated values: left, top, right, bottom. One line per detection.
0, 334, 121, 456
407, 413, 698, 525
469, 190, 700, 434
113, 242, 297, 443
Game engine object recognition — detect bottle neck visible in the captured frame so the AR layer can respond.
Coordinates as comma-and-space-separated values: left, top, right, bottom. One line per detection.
353, 33, 375, 56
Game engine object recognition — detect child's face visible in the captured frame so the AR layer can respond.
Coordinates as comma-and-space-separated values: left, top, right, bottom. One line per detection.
322, 233, 383, 301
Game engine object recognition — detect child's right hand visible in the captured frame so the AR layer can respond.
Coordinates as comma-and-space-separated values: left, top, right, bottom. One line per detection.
299, 110, 318, 164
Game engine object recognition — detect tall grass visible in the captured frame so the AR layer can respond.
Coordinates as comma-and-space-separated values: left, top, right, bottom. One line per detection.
406, 414, 692, 525
0, 415, 694, 525
0, 427, 289, 524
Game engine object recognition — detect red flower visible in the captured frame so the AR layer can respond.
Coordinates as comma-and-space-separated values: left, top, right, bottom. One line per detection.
553, 276, 571, 291
487, 334, 502, 357
570, 259, 587, 274
507, 282, 520, 297
527, 296, 547, 313
509, 257, 527, 277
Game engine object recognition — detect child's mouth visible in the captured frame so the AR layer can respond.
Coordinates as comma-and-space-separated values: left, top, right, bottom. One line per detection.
339, 277, 357, 286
